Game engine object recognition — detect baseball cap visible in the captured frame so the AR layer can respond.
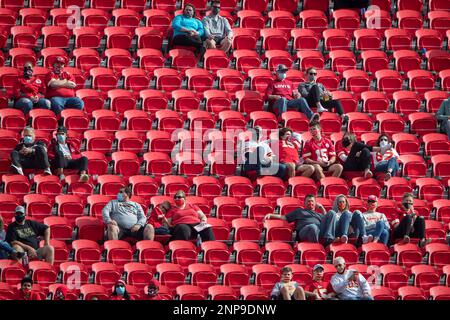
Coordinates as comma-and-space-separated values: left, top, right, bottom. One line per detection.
57, 126, 68, 134
15, 206, 25, 214
313, 264, 324, 272
275, 64, 288, 73
368, 195, 378, 202
54, 56, 66, 64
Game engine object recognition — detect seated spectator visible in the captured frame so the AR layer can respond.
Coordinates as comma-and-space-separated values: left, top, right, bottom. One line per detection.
264, 194, 331, 243
305, 264, 337, 300
143, 279, 166, 300
392, 192, 429, 247
372, 134, 399, 181
17, 276, 41, 300
45, 56, 84, 115
202, 1, 233, 53
102, 187, 155, 241
266, 64, 317, 119
13, 61, 50, 114
436, 97, 450, 140
242, 126, 287, 180
270, 266, 306, 300
6, 206, 54, 265
359, 195, 390, 245
328, 194, 367, 246
53, 285, 68, 300
0, 215, 24, 260
171, 4, 206, 57
302, 122, 343, 180
278, 127, 316, 178
147, 201, 172, 236
10, 127, 52, 176
330, 257, 373, 300
341, 133, 388, 179
165, 190, 215, 242
48, 126, 89, 182
110, 280, 132, 300
299, 67, 344, 116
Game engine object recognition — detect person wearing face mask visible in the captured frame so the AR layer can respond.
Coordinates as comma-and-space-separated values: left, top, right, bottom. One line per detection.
45, 56, 84, 115
110, 280, 132, 300
277, 127, 316, 178
330, 257, 373, 300
48, 126, 89, 182
13, 61, 51, 114
392, 192, 429, 247
165, 190, 215, 242
10, 126, 52, 176
6, 206, 55, 265
17, 276, 41, 300
171, 4, 206, 57
298, 67, 345, 117
264, 194, 332, 243
302, 122, 343, 180
202, 1, 233, 53
0, 215, 25, 260
341, 133, 388, 179
147, 201, 172, 236
359, 195, 390, 245
242, 126, 287, 179
305, 264, 336, 300
144, 279, 165, 300
102, 187, 155, 241
266, 64, 318, 120
53, 284, 68, 300
372, 134, 399, 181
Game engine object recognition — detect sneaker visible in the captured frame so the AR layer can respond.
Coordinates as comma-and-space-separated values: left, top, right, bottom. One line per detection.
317, 105, 327, 113
403, 235, 410, 244
362, 235, 373, 244
419, 238, 432, 248
11, 165, 24, 175
310, 113, 320, 124
364, 170, 373, 179
79, 173, 90, 183
59, 174, 65, 181
333, 237, 341, 243
43, 168, 52, 175
384, 172, 392, 181
341, 235, 348, 244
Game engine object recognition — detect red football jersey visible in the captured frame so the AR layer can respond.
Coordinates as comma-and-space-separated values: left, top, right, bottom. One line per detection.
44, 70, 76, 98
14, 76, 46, 99
302, 137, 336, 162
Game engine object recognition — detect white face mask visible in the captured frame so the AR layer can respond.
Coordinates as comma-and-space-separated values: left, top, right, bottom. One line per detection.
380, 141, 388, 148
277, 72, 286, 80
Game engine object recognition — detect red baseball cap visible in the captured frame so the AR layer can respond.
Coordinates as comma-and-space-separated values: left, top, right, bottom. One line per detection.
368, 195, 378, 202
53, 56, 67, 65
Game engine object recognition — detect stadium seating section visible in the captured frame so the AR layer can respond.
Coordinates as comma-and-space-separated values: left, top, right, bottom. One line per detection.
0, 0, 449, 300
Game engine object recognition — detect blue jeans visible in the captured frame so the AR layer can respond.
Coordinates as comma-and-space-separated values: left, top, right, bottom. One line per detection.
0, 240, 15, 259
274, 97, 314, 119
15, 97, 51, 114
50, 97, 84, 115
318, 211, 339, 241
327, 210, 366, 238
446, 120, 450, 140
344, 296, 374, 300
366, 221, 390, 245
375, 158, 399, 176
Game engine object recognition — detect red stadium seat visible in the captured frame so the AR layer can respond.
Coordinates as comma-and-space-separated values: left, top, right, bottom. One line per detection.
208, 285, 237, 300
360, 50, 389, 75
231, 28, 259, 51
260, 28, 289, 51
393, 91, 421, 118
268, 11, 296, 32
415, 178, 444, 202
232, 218, 261, 242
299, 10, 328, 35
237, 10, 266, 31
156, 263, 186, 292
44, 216, 73, 241
428, 11, 450, 37
323, 29, 351, 51
188, 263, 218, 291
432, 155, 450, 183
80, 284, 109, 300
362, 242, 390, 266
429, 286, 450, 300
28, 261, 57, 289
143, 152, 173, 177
252, 264, 279, 294
154, 110, 183, 133
433, 200, 450, 224
75, 217, 105, 243
384, 177, 413, 201
426, 50, 450, 73
385, 29, 413, 51
398, 286, 427, 300
263, 219, 293, 243
416, 29, 444, 51
176, 284, 205, 300
375, 69, 403, 99
140, 89, 168, 114
320, 177, 349, 199
72, 240, 102, 269
104, 26, 132, 49
332, 9, 360, 36
394, 243, 423, 272
146, 130, 174, 154
168, 240, 198, 270
97, 175, 125, 196
91, 262, 121, 288
379, 264, 409, 293
409, 112, 437, 137
291, 29, 320, 51
135, 241, 165, 272
396, 10, 423, 36
203, 49, 230, 74
23, 194, 52, 222
371, 286, 396, 300
0, 260, 26, 285
220, 263, 251, 294
90, 67, 118, 92
407, 70, 435, 99
296, 50, 325, 71
87, 194, 114, 218
284, 264, 313, 286
392, 133, 420, 155
411, 264, 440, 294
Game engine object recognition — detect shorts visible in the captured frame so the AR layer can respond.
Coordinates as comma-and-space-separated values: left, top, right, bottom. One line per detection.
155, 226, 171, 235
36, 247, 46, 260
276, 294, 296, 301
212, 36, 224, 44
119, 226, 146, 240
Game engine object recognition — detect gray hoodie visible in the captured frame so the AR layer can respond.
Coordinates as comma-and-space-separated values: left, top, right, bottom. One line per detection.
102, 200, 146, 230
436, 98, 450, 122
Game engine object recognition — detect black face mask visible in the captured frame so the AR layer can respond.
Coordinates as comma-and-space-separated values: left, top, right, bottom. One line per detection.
342, 137, 351, 148
15, 215, 25, 223
24, 67, 33, 79
403, 203, 412, 209
212, 7, 220, 15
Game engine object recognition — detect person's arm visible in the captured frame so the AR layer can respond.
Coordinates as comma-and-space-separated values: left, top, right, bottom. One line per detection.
197, 210, 207, 223
270, 282, 282, 298
102, 201, 114, 225
330, 275, 349, 294
196, 19, 205, 38
48, 78, 69, 88
298, 83, 309, 98
264, 213, 287, 221
202, 17, 212, 38
38, 222, 51, 247
224, 18, 233, 39
266, 81, 281, 100
136, 204, 146, 227
358, 274, 372, 296
436, 100, 449, 121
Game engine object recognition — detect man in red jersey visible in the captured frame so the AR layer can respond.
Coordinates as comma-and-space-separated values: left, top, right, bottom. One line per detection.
45, 56, 84, 115
306, 264, 337, 300
266, 64, 318, 120
13, 61, 51, 114
17, 277, 41, 300
303, 121, 343, 180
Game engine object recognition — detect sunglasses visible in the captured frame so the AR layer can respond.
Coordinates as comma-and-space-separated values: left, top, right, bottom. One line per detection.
309, 73, 317, 75
174, 195, 184, 199
380, 138, 388, 141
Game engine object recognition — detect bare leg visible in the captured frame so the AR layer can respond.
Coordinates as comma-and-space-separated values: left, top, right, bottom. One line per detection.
294, 287, 306, 300
143, 224, 155, 241
12, 245, 25, 263
205, 39, 216, 49
40, 245, 55, 265
313, 164, 325, 180
297, 164, 315, 178
329, 164, 343, 177
280, 287, 291, 300
107, 224, 119, 240
285, 163, 296, 178
219, 37, 232, 53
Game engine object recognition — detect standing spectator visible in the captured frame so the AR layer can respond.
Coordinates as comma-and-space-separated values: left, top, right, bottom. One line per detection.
147, 201, 172, 236
242, 126, 287, 180
278, 127, 316, 178
165, 190, 215, 242
110, 280, 132, 300
6, 206, 54, 265
270, 266, 306, 300
0, 215, 24, 260
10, 127, 52, 176
302, 122, 343, 180
392, 192, 429, 247
45, 56, 84, 115
171, 4, 206, 57
202, 1, 233, 53
305, 264, 336, 300
13, 61, 50, 114
264, 195, 336, 243
102, 187, 155, 241
359, 195, 390, 245
341, 134, 389, 179
436, 97, 450, 140
17, 277, 41, 300
330, 257, 373, 300
372, 134, 399, 181
266, 64, 317, 119
47, 126, 89, 182
299, 67, 345, 116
